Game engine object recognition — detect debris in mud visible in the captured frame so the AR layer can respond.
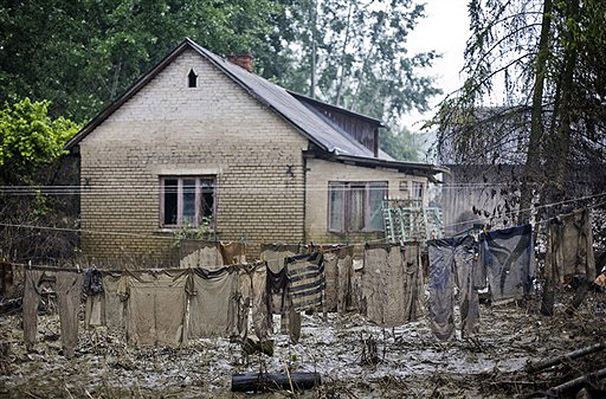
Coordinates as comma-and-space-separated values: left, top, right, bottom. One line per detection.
0, 289, 605, 397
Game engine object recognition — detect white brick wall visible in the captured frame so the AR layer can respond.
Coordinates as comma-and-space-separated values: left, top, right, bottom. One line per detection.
80, 49, 308, 260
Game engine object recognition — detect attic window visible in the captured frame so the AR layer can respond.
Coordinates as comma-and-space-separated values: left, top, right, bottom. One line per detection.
188, 69, 198, 88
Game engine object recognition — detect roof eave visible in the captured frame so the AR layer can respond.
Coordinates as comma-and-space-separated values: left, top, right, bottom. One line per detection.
305, 150, 449, 177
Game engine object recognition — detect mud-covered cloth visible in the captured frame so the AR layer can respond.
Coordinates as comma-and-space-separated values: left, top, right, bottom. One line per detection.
260, 244, 303, 273
286, 252, 325, 312
220, 242, 246, 265
320, 245, 354, 313
187, 266, 239, 339
85, 294, 104, 328
23, 269, 44, 351
126, 270, 188, 347
56, 271, 83, 358
238, 264, 272, 340
480, 224, 535, 301
428, 239, 457, 340
102, 273, 128, 331
402, 243, 425, 322
546, 209, 596, 284
350, 260, 365, 314
336, 246, 354, 314
429, 236, 481, 340
322, 251, 339, 312
180, 244, 224, 269
454, 237, 480, 337
363, 244, 409, 327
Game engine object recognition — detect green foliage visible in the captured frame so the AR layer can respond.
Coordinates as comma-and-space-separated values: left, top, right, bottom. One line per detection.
0, 0, 285, 122
380, 127, 422, 162
172, 217, 215, 247
0, 98, 80, 183
272, 0, 441, 123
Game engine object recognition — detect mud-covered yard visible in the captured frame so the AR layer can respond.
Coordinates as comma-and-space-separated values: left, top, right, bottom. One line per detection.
1, 292, 605, 398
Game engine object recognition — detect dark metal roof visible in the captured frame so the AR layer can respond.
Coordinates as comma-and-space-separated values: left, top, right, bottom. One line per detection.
287, 91, 386, 127
65, 38, 445, 176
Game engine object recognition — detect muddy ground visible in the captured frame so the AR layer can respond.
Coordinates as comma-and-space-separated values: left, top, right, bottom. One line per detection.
1, 292, 605, 398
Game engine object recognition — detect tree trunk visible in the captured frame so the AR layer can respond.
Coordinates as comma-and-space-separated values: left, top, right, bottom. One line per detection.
309, 0, 318, 99
517, 0, 553, 224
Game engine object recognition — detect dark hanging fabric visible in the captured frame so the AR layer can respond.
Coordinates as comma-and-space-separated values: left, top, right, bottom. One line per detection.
428, 236, 480, 340
454, 237, 480, 337
56, 271, 83, 358
83, 268, 104, 296
428, 239, 457, 341
402, 243, 425, 323
23, 269, 44, 351
266, 265, 289, 314
83, 268, 104, 328
480, 224, 535, 301
286, 252, 325, 312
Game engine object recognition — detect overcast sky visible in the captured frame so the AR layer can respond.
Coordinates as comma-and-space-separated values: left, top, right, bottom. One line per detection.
402, 0, 470, 131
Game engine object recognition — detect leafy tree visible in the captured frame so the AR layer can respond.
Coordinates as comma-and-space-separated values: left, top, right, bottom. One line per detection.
0, 98, 80, 261
0, 98, 80, 184
380, 127, 423, 161
0, 0, 286, 122
432, 0, 606, 222
274, 0, 441, 123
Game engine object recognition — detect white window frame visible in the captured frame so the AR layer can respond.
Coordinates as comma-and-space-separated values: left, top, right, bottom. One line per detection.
327, 181, 388, 233
159, 176, 215, 228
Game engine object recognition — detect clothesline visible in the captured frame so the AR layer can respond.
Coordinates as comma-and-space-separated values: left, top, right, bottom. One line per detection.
2, 242, 364, 274
441, 191, 606, 229
4, 259, 265, 275
0, 221, 392, 248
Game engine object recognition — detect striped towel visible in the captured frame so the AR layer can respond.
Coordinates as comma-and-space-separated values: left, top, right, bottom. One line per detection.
286, 252, 325, 312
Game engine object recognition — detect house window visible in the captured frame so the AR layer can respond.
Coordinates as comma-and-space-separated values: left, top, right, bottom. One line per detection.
188, 69, 198, 88
160, 176, 215, 227
328, 181, 387, 232
411, 181, 424, 200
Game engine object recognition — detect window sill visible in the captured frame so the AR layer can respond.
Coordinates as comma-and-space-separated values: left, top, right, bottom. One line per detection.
154, 228, 217, 235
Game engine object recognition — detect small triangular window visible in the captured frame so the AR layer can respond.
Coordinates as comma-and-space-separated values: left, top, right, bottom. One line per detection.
188, 69, 198, 88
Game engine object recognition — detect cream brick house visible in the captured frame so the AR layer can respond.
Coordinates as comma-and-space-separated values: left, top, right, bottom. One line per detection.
66, 38, 446, 261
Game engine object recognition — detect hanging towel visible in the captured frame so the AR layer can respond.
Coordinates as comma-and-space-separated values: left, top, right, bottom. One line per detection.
187, 266, 239, 339
56, 271, 83, 358
127, 270, 189, 347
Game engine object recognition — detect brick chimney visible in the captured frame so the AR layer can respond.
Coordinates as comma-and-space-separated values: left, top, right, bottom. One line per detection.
227, 52, 254, 72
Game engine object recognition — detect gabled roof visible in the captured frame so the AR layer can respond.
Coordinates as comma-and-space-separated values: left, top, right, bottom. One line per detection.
65, 38, 446, 176
67, 38, 372, 157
